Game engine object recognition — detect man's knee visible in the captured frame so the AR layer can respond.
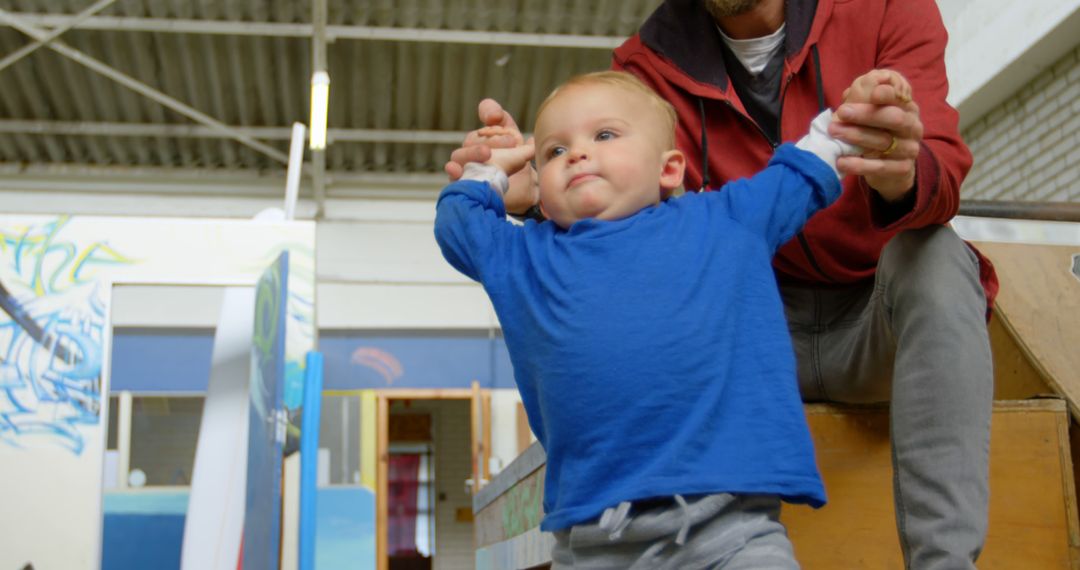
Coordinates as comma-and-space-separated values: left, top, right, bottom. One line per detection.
878, 226, 982, 308
881, 226, 973, 275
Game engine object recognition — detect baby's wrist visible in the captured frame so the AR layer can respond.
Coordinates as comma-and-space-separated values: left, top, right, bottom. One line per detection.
461, 162, 510, 195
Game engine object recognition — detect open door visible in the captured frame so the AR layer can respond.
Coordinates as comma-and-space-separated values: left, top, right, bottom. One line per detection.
375, 386, 490, 570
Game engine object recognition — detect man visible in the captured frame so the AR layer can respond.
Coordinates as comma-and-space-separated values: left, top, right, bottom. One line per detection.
448, 1, 996, 567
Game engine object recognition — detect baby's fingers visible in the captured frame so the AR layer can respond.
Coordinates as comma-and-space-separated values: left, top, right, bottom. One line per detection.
477, 126, 523, 146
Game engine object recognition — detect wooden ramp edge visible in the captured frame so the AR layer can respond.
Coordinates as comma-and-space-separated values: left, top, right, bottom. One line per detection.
976, 241, 1080, 416
475, 401, 1080, 569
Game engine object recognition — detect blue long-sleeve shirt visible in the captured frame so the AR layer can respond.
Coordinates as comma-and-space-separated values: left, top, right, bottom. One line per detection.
435, 144, 839, 531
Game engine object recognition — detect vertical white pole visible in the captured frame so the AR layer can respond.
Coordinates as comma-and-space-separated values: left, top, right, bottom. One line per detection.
117, 390, 133, 488
181, 287, 256, 570
284, 122, 307, 220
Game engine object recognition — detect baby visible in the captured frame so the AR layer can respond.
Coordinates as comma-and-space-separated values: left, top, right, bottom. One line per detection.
435, 69, 910, 569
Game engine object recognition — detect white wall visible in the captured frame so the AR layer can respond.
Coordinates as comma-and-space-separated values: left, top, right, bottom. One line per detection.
316, 211, 496, 330
109, 201, 497, 331
940, 0, 1080, 127
489, 389, 529, 475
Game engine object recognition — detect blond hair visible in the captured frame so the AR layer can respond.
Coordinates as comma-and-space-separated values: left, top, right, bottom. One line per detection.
535, 71, 678, 150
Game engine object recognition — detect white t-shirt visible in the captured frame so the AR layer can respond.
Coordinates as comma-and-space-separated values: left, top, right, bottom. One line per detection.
718, 23, 787, 75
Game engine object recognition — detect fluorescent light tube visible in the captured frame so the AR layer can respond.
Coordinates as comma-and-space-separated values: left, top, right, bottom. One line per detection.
309, 71, 330, 150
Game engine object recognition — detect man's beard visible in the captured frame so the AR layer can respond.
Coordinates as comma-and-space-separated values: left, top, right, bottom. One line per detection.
703, 0, 764, 19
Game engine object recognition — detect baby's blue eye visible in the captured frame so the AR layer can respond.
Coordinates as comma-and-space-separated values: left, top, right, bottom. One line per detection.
596, 130, 616, 142
547, 146, 566, 159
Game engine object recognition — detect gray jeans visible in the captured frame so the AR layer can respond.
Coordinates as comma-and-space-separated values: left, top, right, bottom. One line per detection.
551, 494, 798, 569
781, 225, 992, 569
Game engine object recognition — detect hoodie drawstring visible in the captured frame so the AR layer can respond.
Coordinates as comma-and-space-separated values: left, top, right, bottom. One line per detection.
811, 44, 825, 112
697, 98, 710, 192
696, 44, 827, 194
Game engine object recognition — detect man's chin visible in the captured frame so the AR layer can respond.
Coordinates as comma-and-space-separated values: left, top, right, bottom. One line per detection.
704, 0, 763, 19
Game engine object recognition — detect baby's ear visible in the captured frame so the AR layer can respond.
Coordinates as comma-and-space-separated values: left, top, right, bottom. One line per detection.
659, 150, 686, 196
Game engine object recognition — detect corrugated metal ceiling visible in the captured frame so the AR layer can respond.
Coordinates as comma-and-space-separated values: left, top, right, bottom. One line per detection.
0, 1, 662, 180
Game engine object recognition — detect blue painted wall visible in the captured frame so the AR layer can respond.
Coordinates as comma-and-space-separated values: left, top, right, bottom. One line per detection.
110, 329, 214, 393
111, 329, 515, 394
320, 333, 514, 390
102, 487, 377, 570
316, 487, 376, 568
102, 491, 188, 570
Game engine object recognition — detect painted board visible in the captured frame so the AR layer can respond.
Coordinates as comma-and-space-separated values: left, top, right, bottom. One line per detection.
242, 252, 290, 570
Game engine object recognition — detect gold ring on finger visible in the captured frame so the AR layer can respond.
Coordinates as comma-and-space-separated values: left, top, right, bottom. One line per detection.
882, 135, 899, 157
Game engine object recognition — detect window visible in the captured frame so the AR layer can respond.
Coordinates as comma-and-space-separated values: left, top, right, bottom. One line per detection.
128, 396, 204, 486
107, 395, 119, 450
319, 394, 361, 485
388, 444, 435, 560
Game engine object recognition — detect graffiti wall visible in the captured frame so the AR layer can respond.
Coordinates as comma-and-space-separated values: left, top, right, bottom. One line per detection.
0, 215, 315, 570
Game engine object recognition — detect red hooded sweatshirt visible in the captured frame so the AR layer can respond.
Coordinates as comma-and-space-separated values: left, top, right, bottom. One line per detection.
613, 0, 997, 313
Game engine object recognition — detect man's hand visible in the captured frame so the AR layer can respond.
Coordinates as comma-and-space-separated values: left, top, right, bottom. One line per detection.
445, 99, 538, 214
830, 69, 923, 202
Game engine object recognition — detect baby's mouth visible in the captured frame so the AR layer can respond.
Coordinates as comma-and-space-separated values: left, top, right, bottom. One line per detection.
568, 173, 600, 189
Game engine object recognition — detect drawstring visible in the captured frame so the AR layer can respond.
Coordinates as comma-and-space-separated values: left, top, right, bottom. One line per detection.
599, 495, 693, 546
698, 45, 825, 194
697, 98, 710, 192
674, 494, 691, 545
811, 44, 825, 112
599, 501, 633, 541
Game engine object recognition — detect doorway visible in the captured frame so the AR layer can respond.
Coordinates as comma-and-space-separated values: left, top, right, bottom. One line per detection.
377, 387, 490, 570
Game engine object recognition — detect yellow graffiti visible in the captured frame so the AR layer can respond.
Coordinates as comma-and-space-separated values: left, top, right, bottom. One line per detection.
1, 216, 137, 297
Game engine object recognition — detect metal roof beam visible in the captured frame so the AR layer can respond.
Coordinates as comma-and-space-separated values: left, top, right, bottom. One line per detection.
0, 0, 117, 74
0, 120, 470, 144
0, 9, 290, 164
0, 162, 446, 200
4, 13, 625, 49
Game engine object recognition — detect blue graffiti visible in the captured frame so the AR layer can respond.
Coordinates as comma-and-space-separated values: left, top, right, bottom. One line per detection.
0, 289, 105, 453
0, 217, 131, 454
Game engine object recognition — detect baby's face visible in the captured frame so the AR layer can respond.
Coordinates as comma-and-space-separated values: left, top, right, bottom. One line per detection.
533, 84, 681, 229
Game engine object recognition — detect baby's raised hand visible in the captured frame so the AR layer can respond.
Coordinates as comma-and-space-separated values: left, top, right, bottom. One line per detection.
480, 127, 535, 177
842, 69, 912, 106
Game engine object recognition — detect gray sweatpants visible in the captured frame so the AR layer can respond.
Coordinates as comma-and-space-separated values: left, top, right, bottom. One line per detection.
780, 225, 993, 569
551, 494, 798, 569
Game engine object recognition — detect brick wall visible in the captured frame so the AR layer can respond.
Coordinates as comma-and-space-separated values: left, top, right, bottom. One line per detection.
960, 42, 1080, 202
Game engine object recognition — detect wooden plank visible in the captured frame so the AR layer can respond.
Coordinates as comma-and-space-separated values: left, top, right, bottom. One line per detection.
472, 381, 483, 494
475, 465, 546, 548
516, 402, 532, 457
1055, 415, 1080, 568
476, 401, 1078, 569
475, 442, 548, 515
476, 527, 555, 570
975, 242, 1080, 418
989, 313, 1054, 399
785, 401, 1076, 568
483, 390, 493, 481
376, 395, 389, 570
